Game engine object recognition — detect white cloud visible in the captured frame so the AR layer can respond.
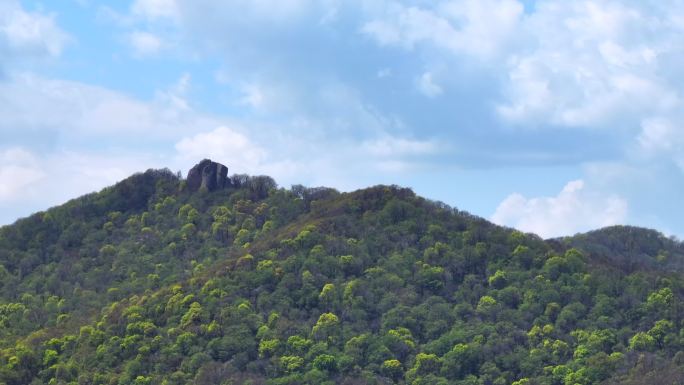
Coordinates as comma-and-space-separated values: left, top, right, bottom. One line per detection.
636, 117, 684, 171
359, 0, 684, 149
131, 0, 179, 21
0, 73, 220, 139
638, 118, 676, 152
0, 147, 164, 225
581, 160, 684, 237
417, 71, 442, 98
0, 0, 69, 59
128, 31, 163, 56
0, 148, 44, 201
491, 180, 628, 238
0, 67, 435, 222
0, 72, 226, 224
437, 0, 523, 57
239, 83, 266, 109
496, 1, 683, 129
175, 126, 267, 172
0, 69, 265, 225
361, 0, 523, 58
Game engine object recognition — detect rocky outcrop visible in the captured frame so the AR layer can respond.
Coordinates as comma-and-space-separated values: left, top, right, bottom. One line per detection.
186, 159, 229, 192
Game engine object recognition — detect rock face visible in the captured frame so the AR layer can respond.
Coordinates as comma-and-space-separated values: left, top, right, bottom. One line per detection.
186, 159, 229, 192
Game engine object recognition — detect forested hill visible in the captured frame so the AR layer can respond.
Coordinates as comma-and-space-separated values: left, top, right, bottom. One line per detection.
1, 160, 683, 385
562, 226, 684, 273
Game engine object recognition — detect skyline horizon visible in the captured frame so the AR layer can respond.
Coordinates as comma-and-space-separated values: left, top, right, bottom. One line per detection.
2, 156, 677, 242
2, 0, 683, 238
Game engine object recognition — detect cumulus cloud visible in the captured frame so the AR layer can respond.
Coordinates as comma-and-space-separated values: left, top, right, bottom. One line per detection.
361, 0, 523, 58
0, 73, 227, 224
0, 147, 163, 225
0, 64, 440, 225
360, 1, 684, 147
175, 126, 267, 172
491, 180, 628, 238
496, 1, 683, 130
0, 81, 274, 225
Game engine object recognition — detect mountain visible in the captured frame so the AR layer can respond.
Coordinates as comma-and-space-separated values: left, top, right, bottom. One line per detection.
0, 159, 682, 385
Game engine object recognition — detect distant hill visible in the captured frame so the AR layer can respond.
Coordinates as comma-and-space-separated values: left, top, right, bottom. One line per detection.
0, 159, 682, 385
561, 226, 684, 273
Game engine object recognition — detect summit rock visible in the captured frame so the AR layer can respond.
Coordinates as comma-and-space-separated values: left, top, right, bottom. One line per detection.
186, 159, 229, 192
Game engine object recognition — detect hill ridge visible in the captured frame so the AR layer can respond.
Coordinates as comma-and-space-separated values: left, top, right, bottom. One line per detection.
0, 160, 682, 384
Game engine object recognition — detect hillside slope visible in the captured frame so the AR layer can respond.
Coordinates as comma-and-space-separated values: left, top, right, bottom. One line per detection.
0, 160, 683, 385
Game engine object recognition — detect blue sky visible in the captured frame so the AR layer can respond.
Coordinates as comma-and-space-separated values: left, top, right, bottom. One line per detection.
1, 0, 683, 238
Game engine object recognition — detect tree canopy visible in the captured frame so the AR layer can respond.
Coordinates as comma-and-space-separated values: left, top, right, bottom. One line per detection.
0, 168, 683, 384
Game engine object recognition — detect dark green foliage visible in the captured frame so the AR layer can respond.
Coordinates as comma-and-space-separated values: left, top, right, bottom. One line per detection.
0, 169, 683, 384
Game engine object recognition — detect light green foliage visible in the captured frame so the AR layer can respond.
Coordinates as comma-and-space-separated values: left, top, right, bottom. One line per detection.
259, 338, 280, 358
280, 355, 304, 373
180, 302, 204, 328
646, 287, 673, 312
629, 332, 656, 352
42, 349, 58, 366
476, 296, 498, 316
313, 354, 337, 372
488, 270, 508, 289
382, 359, 403, 381
416, 263, 445, 292
294, 225, 317, 248
648, 319, 674, 345
212, 206, 231, 222
234, 228, 251, 246
178, 204, 194, 220
134, 376, 152, 385
0, 303, 26, 329
287, 335, 313, 354
312, 313, 340, 342
412, 353, 441, 375
256, 259, 273, 271
318, 283, 336, 309
180, 223, 196, 240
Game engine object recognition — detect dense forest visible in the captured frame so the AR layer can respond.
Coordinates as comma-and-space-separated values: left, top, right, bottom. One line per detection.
1, 161, 683, 385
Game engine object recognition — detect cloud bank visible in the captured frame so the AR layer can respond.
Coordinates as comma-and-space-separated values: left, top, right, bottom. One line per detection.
1, 0, 683, 238
491, 180, 628, 238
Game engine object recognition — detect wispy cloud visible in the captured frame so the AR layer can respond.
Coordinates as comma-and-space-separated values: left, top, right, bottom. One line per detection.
128, 30, 164, 56
0, 0, 69, 67
417, 72, 442, 98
